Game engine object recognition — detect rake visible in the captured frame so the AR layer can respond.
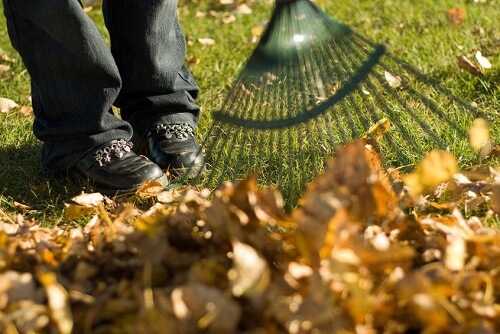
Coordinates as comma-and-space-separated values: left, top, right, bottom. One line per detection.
183, 0, 490, 205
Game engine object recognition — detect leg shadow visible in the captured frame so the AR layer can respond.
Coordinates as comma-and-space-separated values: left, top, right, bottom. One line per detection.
0, 142, 82, 221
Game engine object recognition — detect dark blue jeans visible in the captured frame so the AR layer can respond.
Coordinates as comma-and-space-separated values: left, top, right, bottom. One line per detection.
2, 0, 199, 171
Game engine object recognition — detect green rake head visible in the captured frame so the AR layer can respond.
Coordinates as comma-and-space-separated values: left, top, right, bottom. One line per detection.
182, 0, 492, 206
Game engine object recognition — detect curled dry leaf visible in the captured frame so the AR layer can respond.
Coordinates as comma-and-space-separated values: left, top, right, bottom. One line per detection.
457, 55, 483, 76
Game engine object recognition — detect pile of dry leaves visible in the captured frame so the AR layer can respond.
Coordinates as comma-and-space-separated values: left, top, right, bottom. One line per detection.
0, 140, 499, 333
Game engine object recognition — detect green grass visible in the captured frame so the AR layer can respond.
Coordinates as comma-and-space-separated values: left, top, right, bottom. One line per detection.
0, 0, 499, 222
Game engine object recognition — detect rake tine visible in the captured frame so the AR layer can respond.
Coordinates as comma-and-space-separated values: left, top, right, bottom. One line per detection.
333, 50, 410, 163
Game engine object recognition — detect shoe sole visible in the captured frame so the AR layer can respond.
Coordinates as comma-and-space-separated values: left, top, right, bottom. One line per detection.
170, 164, 206, 180
70, 170, 170, 197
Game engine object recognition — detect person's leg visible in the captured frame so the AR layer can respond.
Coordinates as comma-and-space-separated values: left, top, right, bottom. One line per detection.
102, 0, 200, 138
102, 0, 203, 174
2, 0, 167, 192
2, 0, 132, 171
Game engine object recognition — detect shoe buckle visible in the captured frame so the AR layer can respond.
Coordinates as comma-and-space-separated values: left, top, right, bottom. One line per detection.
95, 139, 133, 167
155, 123, 195, 142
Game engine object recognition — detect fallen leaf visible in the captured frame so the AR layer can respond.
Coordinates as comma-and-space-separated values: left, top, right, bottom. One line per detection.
404, 150, 458, 197
136, 180, 165, 198
469, 118, 492, 157
363, 117, 391, 140
0, 271, 37, 304
222, 14, 236, 24
236, 4, 252, 15
447, 8, 466, 25
384, 71, 402, 88
171, 283, 241, 333
198, 38, 216, 46
196, 11, 207, 18
251, 25, 265, 43
0, 64, 10, 74
18, 105, 33, 117
457, 55, 482, 76
0, 97, 18, 113
13, 201, 31, 212
475, 51, 492, 70
445, 236, 466, 271
71, 192, 105, 207
0, 52, 15, 63
63, 204, 95, 221
229, 240, 270, 297
38, 272, 73, 334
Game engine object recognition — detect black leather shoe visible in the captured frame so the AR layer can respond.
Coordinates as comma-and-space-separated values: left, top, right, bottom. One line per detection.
73, 139, 168, 194
146, 123, 205, 176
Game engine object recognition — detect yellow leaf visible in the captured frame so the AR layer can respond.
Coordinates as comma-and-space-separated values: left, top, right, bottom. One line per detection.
404, 150, 458, 197
363, 117, 391, 140
38, 272, 73, 334
469, 118, 492, 157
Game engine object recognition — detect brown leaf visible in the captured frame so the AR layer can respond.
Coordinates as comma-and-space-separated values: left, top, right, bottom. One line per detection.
447, 7, 466, 25
136, 180, 165, 198
458, 55, 483, 76
18, 106, 33, 117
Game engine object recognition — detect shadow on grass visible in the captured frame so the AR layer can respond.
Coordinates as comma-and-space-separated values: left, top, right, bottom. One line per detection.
0, 142, 81, 222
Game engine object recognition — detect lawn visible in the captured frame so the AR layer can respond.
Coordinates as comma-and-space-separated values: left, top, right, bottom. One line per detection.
0, 0, 499, 223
